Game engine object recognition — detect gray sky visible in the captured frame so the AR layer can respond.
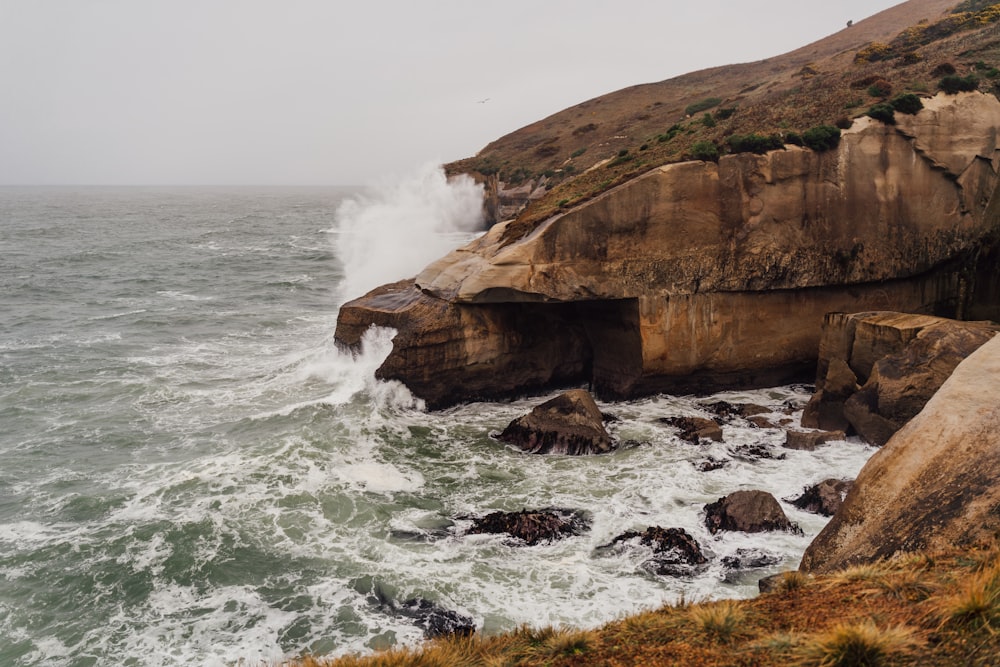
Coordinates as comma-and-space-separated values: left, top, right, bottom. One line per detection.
1, 1, 902, 186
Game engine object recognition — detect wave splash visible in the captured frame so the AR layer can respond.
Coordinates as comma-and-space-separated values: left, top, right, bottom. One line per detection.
333, 163, 484, 303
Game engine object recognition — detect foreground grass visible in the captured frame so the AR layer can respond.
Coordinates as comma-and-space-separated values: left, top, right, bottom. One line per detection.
276, 541, 1000, 667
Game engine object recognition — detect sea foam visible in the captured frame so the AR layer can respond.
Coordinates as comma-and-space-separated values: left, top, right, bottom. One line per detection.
332, 163, 484, 303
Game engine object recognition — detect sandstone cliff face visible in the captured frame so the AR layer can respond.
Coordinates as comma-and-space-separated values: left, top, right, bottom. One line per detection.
799, 334, 1000, 574
336, 93, 1000, 407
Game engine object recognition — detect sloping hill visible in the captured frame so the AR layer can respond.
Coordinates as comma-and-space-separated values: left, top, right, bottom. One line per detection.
446, 0, 1000, 232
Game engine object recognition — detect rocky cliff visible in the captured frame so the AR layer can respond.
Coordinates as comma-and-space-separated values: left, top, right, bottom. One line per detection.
336, 92, 1000, 407
799, 333, 1000, 574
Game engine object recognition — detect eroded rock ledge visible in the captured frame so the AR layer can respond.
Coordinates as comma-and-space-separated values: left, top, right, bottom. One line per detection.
336, 93, 1000, 408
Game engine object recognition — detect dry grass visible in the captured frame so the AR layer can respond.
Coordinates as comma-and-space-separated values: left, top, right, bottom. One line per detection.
275, 541, 1000, 667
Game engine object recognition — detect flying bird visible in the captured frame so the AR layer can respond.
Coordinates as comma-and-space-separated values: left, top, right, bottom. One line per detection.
477, 98, 491, 104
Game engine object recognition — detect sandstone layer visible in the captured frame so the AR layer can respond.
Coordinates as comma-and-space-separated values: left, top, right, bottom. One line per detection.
336, 93, 1000, 408
800, 335, 1000, 574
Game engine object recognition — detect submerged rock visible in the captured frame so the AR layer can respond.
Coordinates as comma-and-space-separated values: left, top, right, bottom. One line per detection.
789, 479, 853, 517
466, 508, 591, 545
496, 389, 615, 455
601, 526, 709, 577
722, 548, 783, 570
783, 429, 845, 451
395, 598, 476, 639
660, 416, 723, 444
704, 490, 800, 534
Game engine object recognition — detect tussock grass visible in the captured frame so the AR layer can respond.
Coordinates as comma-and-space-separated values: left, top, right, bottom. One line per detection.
687, 599, 749, 643
934, 559, 1000, 633
773, 570, 811, 593
791, 621, 921, 666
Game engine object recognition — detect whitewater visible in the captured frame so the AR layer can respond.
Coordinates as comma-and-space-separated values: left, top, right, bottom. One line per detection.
0, 168, 875, 666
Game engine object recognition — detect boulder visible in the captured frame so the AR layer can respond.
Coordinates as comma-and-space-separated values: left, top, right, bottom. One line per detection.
789, 479, 853, 516
704, 490, 799, 534
659, 416, 723, 444
496, 389, 615, 455
800, 335, 1000, 573
465, 508, 591, 546
801, 312, 998, 445
394, 598, 476, 639
604, 526, 709, 577
335, 94, 1000, 409
722, 548, 783, 570
783, 429, 845, 451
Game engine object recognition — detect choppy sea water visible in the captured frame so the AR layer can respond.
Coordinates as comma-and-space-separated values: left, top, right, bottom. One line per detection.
0, 174, 875, 666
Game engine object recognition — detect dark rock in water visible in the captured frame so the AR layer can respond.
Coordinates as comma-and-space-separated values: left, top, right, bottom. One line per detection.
722, 548, 783, 570
497, 389, 615, 455
703, 401, 772, 421
466, 508, 591, 545
728, 443, 786, 461
783, 429, 846, 451
698, 457, 728, 472
659, 416, 723, 444
704, 490, 800, 535
396, 597, 476, 639
356, 578, 475, 639
601, 526, 708, 577
746, 415, 779, 429
789, 478, 853, 516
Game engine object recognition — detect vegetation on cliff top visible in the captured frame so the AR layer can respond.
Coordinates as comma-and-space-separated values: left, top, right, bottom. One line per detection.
448, 0, 1000, 242
279, 540, 1000, 666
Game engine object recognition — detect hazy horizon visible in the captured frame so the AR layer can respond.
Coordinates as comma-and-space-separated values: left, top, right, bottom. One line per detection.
2, 1, 902, 187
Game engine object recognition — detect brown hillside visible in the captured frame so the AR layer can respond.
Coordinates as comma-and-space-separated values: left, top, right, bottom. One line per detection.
447, 0, 1000, 235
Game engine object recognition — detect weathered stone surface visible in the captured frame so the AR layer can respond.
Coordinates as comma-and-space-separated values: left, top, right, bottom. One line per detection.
704, 490, 798, 534
784, 429, 846, 451
659, 416, 723, 444
496, 389, 615, 455
722, 548, 783, 570
336, 94, 1000, 409
802, 312, 998, 445
466, 508, 590, 546
790, 479, 854, 516
800, 335, 1000, 573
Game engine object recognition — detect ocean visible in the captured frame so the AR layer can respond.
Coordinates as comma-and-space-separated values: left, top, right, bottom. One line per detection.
0, 169, 876, 666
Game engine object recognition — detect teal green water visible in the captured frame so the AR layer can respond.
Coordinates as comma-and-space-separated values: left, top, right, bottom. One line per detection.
0, 184, 875, 666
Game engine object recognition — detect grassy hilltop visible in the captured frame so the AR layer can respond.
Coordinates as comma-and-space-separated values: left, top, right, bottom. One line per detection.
447, 0, 1000, 240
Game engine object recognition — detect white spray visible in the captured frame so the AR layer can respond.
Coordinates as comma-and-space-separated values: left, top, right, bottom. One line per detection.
333, 162, 485, 303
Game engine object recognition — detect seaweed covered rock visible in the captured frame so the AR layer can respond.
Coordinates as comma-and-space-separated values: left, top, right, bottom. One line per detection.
790, 479, 853, 516
660, 416, 723, 444
466, 508, 591, 545
704, 490, 799, 534
496, 389, 615, 455
605, 526, 708, 576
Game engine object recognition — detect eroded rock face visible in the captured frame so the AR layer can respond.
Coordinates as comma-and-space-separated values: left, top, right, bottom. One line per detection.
800, 335, 1000, 573
704, 490, 799, 534
802, 312, 998, 444
496, 389, 615, 455
336, 93, 1000, 408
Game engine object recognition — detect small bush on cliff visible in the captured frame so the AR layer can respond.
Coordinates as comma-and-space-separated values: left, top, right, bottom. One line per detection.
802, 125, 842, 152
866, 102, 897, 124
701, 113, 716, 128
939, 74, 980, 93
727, 133, 784, 154
714, 106, 737, 120
690, 141, 719, 162
867, 78, 893, 97
785, 132, 804, 147
890, 93, 924, 114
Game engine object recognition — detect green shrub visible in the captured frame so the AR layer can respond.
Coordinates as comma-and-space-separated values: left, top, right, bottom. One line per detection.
939, 74, 980, 93
931, 62, 957, 77
714, 106, 737, 120
785, 132, 803, 146
867, 78, 893, 97
890, 93, 924, 114
867, 103, 897, 124
727, 133, 784, 154
701, 113, 716, 128
570, 147, 587, 158
685, 97, 722, 115
802, 125, 842, 152
690, 141, 720, 162
835, 117, 854, 129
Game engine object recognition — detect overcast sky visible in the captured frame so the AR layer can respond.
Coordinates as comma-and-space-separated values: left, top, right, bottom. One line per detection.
0, 1, 903, 186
